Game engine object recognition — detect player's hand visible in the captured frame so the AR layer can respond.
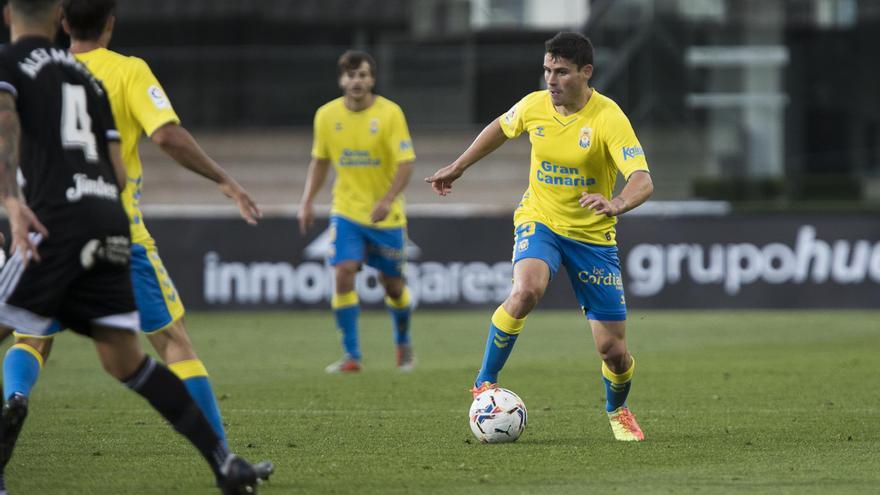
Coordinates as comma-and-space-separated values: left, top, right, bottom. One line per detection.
425, 164, 463, 196
3, 197, 48, 267
370, 199, 392, 223
219, 180, 261, 225
298, 202, 315, 235
579, 192, 625, 217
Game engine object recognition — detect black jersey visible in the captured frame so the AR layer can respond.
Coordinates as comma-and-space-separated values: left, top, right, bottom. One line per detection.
0, 36, 126, 233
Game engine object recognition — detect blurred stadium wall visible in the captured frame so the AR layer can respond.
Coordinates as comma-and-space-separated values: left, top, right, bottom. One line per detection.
2, 0, 878, 308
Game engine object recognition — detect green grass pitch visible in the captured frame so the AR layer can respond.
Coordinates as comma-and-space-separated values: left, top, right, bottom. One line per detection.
4, 310, 879, 494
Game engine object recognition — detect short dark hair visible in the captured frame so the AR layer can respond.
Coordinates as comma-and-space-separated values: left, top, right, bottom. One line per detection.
545, 32, 594, 68
337, 50, 377, 78
62, 0, 116, 41
10, 0, 60, 18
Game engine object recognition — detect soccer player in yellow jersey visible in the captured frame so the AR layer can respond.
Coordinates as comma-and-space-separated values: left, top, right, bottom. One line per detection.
427, 32, 654, 441
298, 50, 416, 373
0, 0, 274, 482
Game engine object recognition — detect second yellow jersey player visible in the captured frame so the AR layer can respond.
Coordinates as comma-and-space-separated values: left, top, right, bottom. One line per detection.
299, 50, 417, 373
311, 95, 415, 229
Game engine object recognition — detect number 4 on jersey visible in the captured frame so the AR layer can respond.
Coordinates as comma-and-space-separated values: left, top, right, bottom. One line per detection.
61, 83, 98, 163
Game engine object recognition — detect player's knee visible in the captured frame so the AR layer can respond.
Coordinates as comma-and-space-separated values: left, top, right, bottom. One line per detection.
509, 284, 543, 308
15, 336, 53, 361
381, 276, 405, 299
598, 343, 628, 369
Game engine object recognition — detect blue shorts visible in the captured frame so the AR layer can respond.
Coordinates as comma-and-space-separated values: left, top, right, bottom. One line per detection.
330, 215, 405, 277
130, 241, 185, 333
512, 221, 627, 321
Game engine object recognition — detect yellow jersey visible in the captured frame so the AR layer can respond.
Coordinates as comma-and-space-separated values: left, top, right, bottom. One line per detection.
311, 96, 415, 228
500, 89, 649, 245
74, 48, 181, 245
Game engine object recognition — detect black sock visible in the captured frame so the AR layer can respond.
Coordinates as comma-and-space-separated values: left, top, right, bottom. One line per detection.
123, 356, 229, 478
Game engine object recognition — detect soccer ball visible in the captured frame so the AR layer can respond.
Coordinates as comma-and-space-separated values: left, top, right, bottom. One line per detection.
468, 387, 527, 443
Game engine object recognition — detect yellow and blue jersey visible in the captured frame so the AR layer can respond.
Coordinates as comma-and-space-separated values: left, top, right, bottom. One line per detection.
311, 96, 415, 229
500, 89, 649, 245
73, 48, 181, 246
74, 48, 183, 332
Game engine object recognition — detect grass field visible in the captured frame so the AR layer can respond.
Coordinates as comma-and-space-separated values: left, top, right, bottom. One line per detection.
3, 310, 879, 494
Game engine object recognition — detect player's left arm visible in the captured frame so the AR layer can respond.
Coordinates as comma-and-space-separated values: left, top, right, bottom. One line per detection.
580, 111, 653, 216
371, 160, 413, 223
373, 107, 416, 222
0, 92, 48, 264
150, 123, 262, 225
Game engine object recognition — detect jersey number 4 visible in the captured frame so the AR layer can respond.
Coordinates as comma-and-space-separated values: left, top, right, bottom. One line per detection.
61, 83, 99, 163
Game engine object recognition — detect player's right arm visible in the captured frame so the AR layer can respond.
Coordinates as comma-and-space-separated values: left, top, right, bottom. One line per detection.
297, 157, 331, 235
150, 124, 261, 225
0, 92, 48, 264
424, 117, 507, 196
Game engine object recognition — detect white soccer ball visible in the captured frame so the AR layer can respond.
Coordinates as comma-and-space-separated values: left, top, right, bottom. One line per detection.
468, 387, 527, 443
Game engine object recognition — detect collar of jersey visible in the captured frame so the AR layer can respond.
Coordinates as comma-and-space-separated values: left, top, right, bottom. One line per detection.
547, 88, 597, 126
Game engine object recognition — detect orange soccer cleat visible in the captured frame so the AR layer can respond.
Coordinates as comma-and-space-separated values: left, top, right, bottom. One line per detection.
607, 406, 645, 441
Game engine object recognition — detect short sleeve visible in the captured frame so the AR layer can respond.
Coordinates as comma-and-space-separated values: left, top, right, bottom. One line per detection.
388, 105, 415, 164
310, 107, 329, 160
498, 94, 530, 139
125, 57, 180, 137
603, 111, 649, 179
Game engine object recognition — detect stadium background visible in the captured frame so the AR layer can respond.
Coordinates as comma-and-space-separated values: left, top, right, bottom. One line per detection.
0, 2, 879, 494
10, 0, 871, 310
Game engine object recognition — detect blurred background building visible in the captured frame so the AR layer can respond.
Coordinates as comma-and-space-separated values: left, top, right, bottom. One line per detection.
7, 0, 878, 208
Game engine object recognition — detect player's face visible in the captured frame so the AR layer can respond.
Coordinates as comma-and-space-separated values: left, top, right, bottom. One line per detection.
543, 53, 592, 108
339, 61, 375, 101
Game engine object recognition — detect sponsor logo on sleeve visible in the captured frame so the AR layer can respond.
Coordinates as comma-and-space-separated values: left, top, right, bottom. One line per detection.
622, 146, 645, 161
147, 85, 170, 109
504, 104, 517, 125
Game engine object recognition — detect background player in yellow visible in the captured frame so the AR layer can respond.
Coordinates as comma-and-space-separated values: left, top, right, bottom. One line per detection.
0, 0, 273, 481
426, 32, 654, 441
298, 50, 416, 373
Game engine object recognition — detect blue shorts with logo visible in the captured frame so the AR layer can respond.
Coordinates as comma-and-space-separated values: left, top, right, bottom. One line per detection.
330, 215, 405, 277
512, 221, 626, 321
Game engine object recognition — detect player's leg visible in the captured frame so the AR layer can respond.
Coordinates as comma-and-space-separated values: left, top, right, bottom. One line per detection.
561, 239, 643, 441
130, 241, 232, 450
473, 222, 560, 393
327, 260, 361, 373
591, 320, 643, 441
327, 216, 366, 372
91, 324, 258, 491
380, 274, 414, 371
473, 258, 551, 392
365, 225, 414, 370
147, 319, 228, 447
2, 335, 52, 404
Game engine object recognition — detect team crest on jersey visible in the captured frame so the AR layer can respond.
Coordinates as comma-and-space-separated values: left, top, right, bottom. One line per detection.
534, 126, 545, 137
369, 118, 379, 134
335, 122, 343, 131
578, 127, 592, 149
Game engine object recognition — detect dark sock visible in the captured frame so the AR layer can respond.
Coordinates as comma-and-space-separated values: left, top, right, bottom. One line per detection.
123, 356, 229, 478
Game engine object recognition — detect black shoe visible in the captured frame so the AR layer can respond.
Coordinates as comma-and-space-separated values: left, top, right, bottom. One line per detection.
253, 460, 274, 483
218, 454, 258, 495
0, 394, 29, 470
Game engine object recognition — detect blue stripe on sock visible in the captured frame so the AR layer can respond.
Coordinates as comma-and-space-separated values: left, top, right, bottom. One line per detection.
603, 376, 632, 412
4, 347, 41, 401
182, 376, 227, 448
334, 305, 361, 360
474, 324, 518, 387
